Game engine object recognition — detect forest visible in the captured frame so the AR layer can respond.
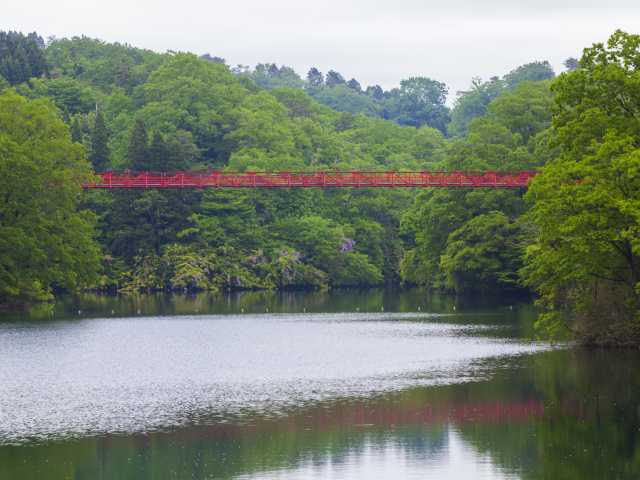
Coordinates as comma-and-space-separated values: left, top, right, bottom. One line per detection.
0, 29, 638, 345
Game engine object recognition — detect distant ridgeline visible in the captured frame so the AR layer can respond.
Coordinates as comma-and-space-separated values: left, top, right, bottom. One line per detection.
230, 60, 556, 136
1, 29, 638, 347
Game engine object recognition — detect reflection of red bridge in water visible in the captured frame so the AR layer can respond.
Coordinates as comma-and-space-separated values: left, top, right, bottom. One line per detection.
301, 400, 546, 428
173, 400, 547, 442
84, 171, 537, 189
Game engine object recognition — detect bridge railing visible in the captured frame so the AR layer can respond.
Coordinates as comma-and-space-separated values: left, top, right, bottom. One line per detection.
84, 171, 537, 189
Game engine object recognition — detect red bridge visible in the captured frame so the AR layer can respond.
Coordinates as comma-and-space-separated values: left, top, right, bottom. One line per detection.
84, 171, 537, 189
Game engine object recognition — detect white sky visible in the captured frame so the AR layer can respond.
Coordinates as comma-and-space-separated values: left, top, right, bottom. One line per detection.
5, 1, 640, 100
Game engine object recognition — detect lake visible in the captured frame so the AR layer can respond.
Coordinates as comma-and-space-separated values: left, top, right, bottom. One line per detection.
0, 289, 638, 479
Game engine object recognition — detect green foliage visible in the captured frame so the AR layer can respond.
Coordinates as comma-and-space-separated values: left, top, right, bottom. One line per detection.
16, 77, 98, 114
449, 62, 555, 138
346, 78, 361, 92
401, 190, 470, 287
563, 57, 579, 72
70, 116, 83, 143
325, 70, 346, 87
192, 190, 266, 251
0, 90, 100, 302
245, 63, 304, 90
503, 61, 555, 89
104, 189, 197, 261
305, 70, 451, 133
486, 81, 553, 144
4, 33, 563, 299
400, 77, 551, 291
275, 215, 383, 286
89, 109, 110, 170
266, 248, 328, 289
127, 118, 149, 170
332, 252, 384, 286
46, 36, 164, 91
0, 31, 48, 85
4, 26, 634, 345
270, 87, 322, 118
0, 74, 9, 92
384, 77, 451, 133
119, 244, 329, 292
306, 67, 323, 87
449, 77, 504, 137
440, 212, 524, 292
522, 31, 640, 345
308, 84, 381, 117
138, 53, 246, 164
226, 91, 300, 170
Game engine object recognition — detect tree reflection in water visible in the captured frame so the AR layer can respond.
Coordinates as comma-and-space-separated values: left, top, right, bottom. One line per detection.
1, 348, 639, 480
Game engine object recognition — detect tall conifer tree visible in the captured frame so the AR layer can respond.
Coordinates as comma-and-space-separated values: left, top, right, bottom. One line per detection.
89, 109, 109, 171
148, 132, 168, 171
128, 118, 149, 170
70, 117, 83, 144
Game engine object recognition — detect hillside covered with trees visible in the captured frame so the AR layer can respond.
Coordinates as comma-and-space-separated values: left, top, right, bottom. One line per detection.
0, 30, 638, 345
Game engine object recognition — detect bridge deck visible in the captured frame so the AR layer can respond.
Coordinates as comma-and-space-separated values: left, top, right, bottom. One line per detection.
84, 171, 536, 189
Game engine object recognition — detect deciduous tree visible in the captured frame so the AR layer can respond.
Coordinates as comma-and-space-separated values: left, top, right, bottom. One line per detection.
522, 30, 640, 344
0, 91, 100, 302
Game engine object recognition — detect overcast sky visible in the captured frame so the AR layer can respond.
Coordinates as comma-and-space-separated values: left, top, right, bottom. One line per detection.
5, 1, 640, 101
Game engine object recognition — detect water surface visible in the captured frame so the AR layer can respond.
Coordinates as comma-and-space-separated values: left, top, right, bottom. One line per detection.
1, 290, 638, 479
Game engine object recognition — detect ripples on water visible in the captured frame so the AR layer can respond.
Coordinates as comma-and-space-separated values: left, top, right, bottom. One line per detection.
3, 291, 639, 480
0, 311, 547, 445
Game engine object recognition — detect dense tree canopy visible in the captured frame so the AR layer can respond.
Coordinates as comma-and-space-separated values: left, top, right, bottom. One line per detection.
384, 77, 450, 133
503, 61, 555, 89
400, 80, 553, 291
0, 91, 100, 303
449, 61, 556, 138
245, 63, 304, 90
448, 77, 504, 137
1, 28, 636, 346
522, 30, 640, 345
0, 32, 562, 297
440, 212, 523, 292
0, 31, 48, 85
305, 71, 452, 133
24, 39, 456, 293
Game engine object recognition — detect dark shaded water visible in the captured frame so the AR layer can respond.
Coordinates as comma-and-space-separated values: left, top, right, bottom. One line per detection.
1, 290, 639, 479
